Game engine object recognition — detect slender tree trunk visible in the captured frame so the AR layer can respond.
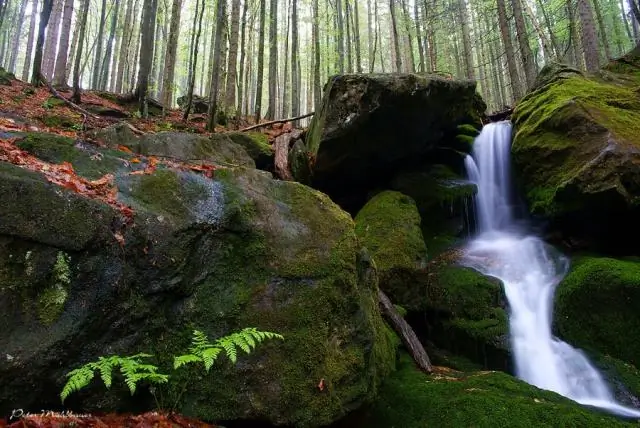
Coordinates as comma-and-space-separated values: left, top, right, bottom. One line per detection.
511, 0, 535, 89
31, 0, 54, 85
292, 0, 301, 119
390, 0, 402, 72
254, 0, 266, 122
91, 0, 108, 88
71, 0, 89, 102
115, 0, 134, 93
313, 0, 321, 109
182, 0, 204, 120
458, 0, 474, 78
367, 0, 373, 72
568, 0, 583, 67
592, 0, 612, 60
237, 0, 249, 117
497, 0, 522, 99
281, 0, 290, 118
345, 0, 353, 73
7, 0, 27, 73
353, 0, 362, 72
136, 0, 159, 116
415, 0, 425, 72
206, 0, 227, 131
577, 0, 600, 72
621, 0, 633, 41
162, 0, 181, 112
336, 0, 345, 73
42, 0, 62, 79
265, 0, 277, 119
400, 0, 416, 72
224, 0, 240, 114
51, 0, 73, 86
98, 0, 120, 90
22, 0, 38, 80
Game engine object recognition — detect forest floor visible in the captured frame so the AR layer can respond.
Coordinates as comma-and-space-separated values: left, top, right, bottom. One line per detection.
0, 411, 216, 427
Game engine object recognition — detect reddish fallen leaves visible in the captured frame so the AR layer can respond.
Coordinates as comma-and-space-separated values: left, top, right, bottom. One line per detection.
2, 411, 216, 428
0, 138, 133, 223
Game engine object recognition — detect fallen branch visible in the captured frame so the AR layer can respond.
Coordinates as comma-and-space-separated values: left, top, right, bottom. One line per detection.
378, 289, 433, 373
39, 73, 99, 120
40, 73, 146, 136
240, 112, 315, 132
273, 129, 303, 181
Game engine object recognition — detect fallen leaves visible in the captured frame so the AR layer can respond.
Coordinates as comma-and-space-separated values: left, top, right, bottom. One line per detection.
0, 138, 133, 223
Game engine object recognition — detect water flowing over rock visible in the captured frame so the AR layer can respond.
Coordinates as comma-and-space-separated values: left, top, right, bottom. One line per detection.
0, 132, 396, 427
511, 55, 640, 252
306, 73, 486, 212
463, 122, 640, 418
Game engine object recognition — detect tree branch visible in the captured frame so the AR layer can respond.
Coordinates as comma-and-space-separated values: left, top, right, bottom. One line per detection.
240, 112, 314, 132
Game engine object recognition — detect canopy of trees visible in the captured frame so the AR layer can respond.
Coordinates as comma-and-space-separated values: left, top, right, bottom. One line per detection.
0, 0, 638, 121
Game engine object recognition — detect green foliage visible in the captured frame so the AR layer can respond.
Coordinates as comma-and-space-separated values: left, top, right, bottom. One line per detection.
174, 328, 284, 372
60, 353, 169, 403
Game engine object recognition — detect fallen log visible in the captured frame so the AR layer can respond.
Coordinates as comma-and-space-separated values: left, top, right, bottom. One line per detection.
378, 289, 433, 373
240, 112, 315, 132
273, 129, 303, 181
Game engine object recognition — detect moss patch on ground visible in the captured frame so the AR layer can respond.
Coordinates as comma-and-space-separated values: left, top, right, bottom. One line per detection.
554, 256, 640, 367
336, 353, 635, 428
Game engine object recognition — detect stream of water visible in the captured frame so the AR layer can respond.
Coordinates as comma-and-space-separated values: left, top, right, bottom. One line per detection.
462, 121, 640, 418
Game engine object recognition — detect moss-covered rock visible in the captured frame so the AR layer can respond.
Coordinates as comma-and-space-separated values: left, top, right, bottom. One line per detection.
307, 73, 486, 212
0, 138, 396, 427
335, 353, 634, 428
554, 256, 640, 367
511, 59, 640, 251
289, 139, 312, 184
0, 67, 15, 85
354, 191, 427, 308
227, 131, 273, 170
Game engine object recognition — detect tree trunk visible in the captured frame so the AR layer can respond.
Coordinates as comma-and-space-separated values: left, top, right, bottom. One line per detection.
98, 0, 120, 90
378, 289, 433, 373
135, 0, 159, 116
511, 0, 535, 90
577, 0, 600, 72
400, 0, 416, 72
42, 0, 62, 79
91, 0, 108, 88
254, 0, 266, 122
345, 0, 353, 73
7, 0, 27, 73
161, 0, 181, 112
497, 0, 522, 99
71, 0, 89, 102
458, 0, 474, 78
51, 0, 73, 86
415, 0, 425, 72
291, 0, 300, 120
568, 0, 583, 68
389, 0, 402, 72
313, 0, 321, 110
237, 0, 249, 117
592, 0, 612, 60
353, 0, 362, 72
182, 0, 205, 121
206, 0, 227, 131
31, 0, 54, 85
265, 0, 277, 120
336, 0, 344, 73
367, 0, 373, 72
224, 0, 240, 114
115, 0, 134, 93
21, 0, 37, 80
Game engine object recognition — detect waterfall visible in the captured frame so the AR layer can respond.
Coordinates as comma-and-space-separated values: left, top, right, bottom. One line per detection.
462, 121, 640, 418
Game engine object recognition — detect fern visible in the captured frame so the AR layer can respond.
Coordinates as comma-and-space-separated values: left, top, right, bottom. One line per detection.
174, 328, 284, 372
60, 353, 168, 403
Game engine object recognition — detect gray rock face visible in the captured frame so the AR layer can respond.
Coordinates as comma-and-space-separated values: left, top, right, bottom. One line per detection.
0, 132, 396, 427
306, 73, 485, 212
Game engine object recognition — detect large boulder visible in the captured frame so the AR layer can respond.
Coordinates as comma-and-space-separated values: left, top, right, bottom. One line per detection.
335, 353, 631, 428
0, 132, 397, 427
511, 57, 640, 252
554, 256, 640, 367
306, 74, 485, 212
353, 190, 508, 369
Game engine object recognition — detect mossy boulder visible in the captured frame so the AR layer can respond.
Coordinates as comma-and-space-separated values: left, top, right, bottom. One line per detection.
354, 191, 428, 308
335, 353, 635, 428
289, 138, 312, 184
511, 58, 640, 251
0, 67, 15, 85
307, 73, 486, 212
554, 256, 640, 367
0, 132, 396, 427
227, 131, 273, 170
390, 165, 476, 259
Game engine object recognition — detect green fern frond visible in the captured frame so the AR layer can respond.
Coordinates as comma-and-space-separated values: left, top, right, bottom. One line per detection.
174, 354, 202, 369
201, 347, 222, 372
61, 366, 95, 402
218, 337, 238, 363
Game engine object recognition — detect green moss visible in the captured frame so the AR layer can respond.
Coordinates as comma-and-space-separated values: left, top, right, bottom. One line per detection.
15, 132, 129, 180
355, 191, 427, 273
512, 65, 640, 215
37, 252, 70, 325
592, 354, 640, 402
41, 114, 78, 129
0, 67, 14, 85
340, 353, 633, 428
554, 256, 640, 366
226, 131, 272, 165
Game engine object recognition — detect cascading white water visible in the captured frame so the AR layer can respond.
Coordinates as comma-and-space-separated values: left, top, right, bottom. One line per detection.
463, 121, 640, 418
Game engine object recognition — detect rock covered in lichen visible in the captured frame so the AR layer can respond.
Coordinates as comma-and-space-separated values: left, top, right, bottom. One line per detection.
0, 131, 396, 427
511, 57, 640, 252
